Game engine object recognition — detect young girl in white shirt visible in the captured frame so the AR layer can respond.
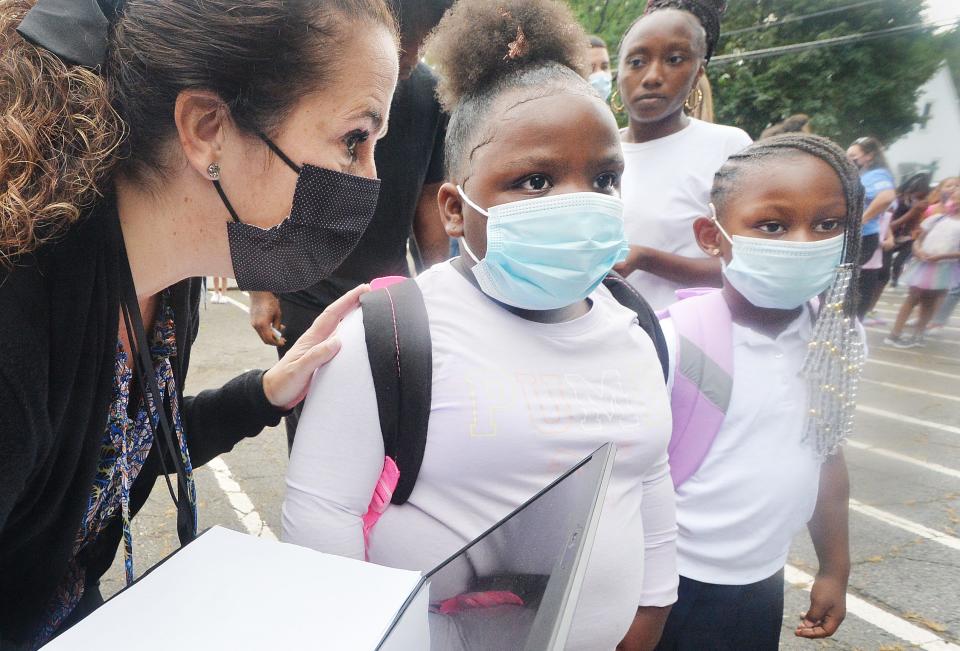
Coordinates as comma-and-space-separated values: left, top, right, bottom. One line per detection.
281, 1, 677, 649
656, 134, 865, 650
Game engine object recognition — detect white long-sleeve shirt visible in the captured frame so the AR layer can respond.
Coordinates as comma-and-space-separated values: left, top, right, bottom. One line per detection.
282, 261, 677, 651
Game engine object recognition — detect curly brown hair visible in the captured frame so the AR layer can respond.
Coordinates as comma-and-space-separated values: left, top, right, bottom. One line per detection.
425, 0, 587, 112
0, 0, 396, 267
0, 0, 123, 267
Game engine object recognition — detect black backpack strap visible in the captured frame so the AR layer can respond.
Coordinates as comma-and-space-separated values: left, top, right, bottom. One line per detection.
360, 278, 433, 505
602, 273, 670, 383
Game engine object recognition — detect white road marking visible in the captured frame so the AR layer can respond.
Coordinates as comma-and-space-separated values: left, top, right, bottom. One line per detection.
849, 499, 960, 551
869, 347, 960, 364
861, 378, 960, 404
857, 404, 960, 436
847, 440, 960, 480
206, 456, 277, 541
866, 327, 960, 346
219, 294, 251, 314
785, 565, 960, 650
867, 358, 960, 381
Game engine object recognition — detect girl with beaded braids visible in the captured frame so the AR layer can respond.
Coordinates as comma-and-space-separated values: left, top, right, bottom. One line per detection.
282, 0, 679, 649
611, 0, 752, 311
655, 134, 865, 649
1, 0, 398, 645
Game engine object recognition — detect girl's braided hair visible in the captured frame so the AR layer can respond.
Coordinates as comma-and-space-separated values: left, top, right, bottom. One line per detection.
712, 134, 867, 457
619, 0, 726, 62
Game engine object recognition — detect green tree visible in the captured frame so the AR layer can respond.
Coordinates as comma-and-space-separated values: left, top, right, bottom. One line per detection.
710, 0, 948, 145
569, 0, 646, 52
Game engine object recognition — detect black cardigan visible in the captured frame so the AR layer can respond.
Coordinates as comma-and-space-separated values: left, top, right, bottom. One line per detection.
0, 199, 284, 645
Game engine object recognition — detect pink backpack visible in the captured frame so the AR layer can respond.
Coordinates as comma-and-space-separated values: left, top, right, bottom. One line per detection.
659, 288, 734, 489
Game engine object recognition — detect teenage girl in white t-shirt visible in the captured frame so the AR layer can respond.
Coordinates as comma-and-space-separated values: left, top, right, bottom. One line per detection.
281, 1, 677, 649
656, 134, 865, 650
611, 0, 752, 311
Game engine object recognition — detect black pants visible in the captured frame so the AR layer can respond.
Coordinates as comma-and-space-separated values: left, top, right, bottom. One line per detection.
655, 570, 785, 651
277, 297, 328, 451
859, 233, 879, 266
858, 268, 881, 320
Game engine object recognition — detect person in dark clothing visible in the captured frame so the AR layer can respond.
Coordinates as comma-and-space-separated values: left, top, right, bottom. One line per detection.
0, 0, 399, 646
248, 0, 452, 449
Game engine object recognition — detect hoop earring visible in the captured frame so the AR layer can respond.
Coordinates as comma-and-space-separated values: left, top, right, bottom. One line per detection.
610, 87, 625, 114
684, 86, 704, 113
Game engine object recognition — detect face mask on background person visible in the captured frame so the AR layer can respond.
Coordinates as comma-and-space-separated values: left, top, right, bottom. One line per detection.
212, 134, 381, 292
711, 203, 844, 310
457, 187, 629, 311
588, 70, 613, 101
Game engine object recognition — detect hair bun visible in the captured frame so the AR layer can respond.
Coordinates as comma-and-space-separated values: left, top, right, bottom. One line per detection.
425, 0, 588, 111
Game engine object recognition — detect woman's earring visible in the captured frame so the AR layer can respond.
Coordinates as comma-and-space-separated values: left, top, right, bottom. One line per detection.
610, 87, 625, 114
684, 85, 704, 113
207, 162, 221, 181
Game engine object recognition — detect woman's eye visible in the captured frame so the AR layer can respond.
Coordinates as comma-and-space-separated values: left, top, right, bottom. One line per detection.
668, 55, 686, 65
519, 175, 551, 191
344, 130, 370, 160
595, 173, 619, 190
629, 57, 645, 68
815, 219, 842, 233
757, 222, 786, 234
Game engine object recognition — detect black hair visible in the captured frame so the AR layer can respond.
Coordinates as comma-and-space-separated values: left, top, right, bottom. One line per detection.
620, 0, 726, 62
389, 0, 452, 40
711, 134, 865, 314
589, 34, 607, 48
897, 171, 931, 197
424, 0, 591, 180
850, 136, 889, 171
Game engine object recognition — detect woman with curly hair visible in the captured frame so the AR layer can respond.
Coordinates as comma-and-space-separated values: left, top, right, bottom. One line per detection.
282, 0, 678, 648
611, 0, 752, 310
0, 0, 398, 645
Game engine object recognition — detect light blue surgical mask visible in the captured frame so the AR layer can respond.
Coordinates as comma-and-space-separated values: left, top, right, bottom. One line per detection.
588, 71, 613, 101
458, 187, 629, 310
711, 203, 844, 310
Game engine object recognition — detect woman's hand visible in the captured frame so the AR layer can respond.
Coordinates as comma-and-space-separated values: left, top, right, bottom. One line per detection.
261, 284, 370, 410
250, 291, 285, 347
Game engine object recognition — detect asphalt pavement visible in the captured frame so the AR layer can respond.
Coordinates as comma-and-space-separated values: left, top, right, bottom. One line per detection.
96, 281, 960, 650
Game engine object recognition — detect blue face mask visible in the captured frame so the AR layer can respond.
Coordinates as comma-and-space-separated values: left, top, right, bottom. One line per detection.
588, 71, 613, 101
711, 204, 844, 310
458, 187, 629, 310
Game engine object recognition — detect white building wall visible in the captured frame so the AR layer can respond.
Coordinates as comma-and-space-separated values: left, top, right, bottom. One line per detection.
886, 65, 960, 183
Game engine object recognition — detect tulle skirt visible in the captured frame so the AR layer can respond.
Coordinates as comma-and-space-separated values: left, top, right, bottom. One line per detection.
901, 258, 960, 291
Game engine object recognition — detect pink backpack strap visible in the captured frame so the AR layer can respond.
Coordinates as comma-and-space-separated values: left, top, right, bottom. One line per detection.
664, 289, 734, 489
361, 456, 400, 559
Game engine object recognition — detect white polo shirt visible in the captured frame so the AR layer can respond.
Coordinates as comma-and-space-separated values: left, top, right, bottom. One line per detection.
661, 306, 824, 585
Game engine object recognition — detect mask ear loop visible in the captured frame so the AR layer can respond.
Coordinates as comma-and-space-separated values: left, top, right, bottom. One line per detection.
709, 202, 734, 245
456, 185, 489, 264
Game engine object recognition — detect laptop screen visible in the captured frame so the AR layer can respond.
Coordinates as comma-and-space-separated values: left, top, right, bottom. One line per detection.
377, 443, 615, 651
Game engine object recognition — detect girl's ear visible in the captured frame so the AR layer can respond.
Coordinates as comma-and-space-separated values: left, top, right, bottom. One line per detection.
438, 182, 465, 239
693, 215, 724, 257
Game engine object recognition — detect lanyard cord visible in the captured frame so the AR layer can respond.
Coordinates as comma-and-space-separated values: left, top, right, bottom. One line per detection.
116, 224, 197, 547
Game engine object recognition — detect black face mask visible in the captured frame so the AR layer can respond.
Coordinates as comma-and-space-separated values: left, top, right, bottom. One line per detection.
214, 135, 381, 292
